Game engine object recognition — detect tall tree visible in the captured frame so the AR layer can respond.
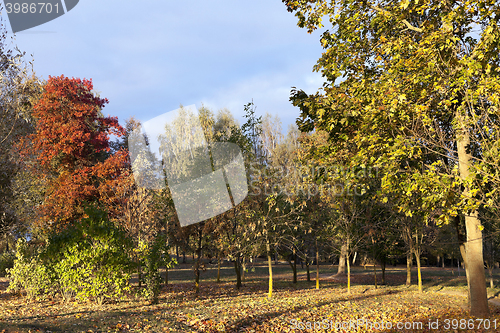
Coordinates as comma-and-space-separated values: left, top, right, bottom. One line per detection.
21, 75, 129, 232
0, 12, 42, 243
283, 0, 500, 316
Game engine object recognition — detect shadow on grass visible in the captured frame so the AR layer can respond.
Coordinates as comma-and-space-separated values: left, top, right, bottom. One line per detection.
229, 288, 403, 331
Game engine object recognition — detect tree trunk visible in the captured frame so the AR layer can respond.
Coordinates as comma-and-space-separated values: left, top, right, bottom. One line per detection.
373, 261, 377, 289
241, 257, 246, 282
456, 123, 489, 316
337, 243, 347, 275
289, 247, 298, 284
347, 251, 351, 294
464, 212, 489, 316
415, 248, 422, 293
381, 259, 386, 285
267, 240, 273, 298
138, 262, 142, 288
406, 252, 412, 286
194, 228, 202, 294
217, 256, 221, 283
306, 259, 311, 282
487, 264, 494, 289
234, 256, 242, 289
316, 239, 320, 290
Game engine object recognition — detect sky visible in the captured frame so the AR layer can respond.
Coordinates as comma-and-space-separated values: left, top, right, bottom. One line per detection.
3, 0, 327, 132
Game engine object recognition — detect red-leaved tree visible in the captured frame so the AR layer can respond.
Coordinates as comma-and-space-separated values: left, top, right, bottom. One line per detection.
22, 75, 131, 232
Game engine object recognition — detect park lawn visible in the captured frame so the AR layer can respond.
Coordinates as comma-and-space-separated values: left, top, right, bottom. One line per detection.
1, 263, 500, 332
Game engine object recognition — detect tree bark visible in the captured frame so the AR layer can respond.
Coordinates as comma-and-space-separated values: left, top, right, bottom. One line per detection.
316, 238, 320, 290
241, 257, 246, 283
381, 258, 386, 285
165, 267, 168, 285
456, 122, 489, 316
347, 251, 351, 293
414, 246, 423, 293
289, 246, 298, 284
337, 243, 347, 275
217, 256, 221, 283
306, 258, 311, 282
234, 256, 242, 289
138, 261, 142, 288
487, 263, 494, 289
267, 239, 273, 298
194, 227, 202, 294
406, 252, 412, 286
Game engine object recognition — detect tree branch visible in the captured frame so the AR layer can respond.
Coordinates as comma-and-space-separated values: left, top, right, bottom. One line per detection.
371, 5, 423, 33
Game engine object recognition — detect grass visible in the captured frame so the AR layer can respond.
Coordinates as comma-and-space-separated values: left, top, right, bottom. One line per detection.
2, 261, 500, 332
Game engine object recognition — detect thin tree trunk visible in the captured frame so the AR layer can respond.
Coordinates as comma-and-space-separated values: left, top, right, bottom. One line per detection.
241, 257, 246, 282
306, 258, 311, 282
138, 261, 142, 288
488, 264, 494, 289
217, 256, 221, 283
381, 259, 386, 285
347, 251, 351, 294
195, 228, 202, 294
406, 252, 412, 286
267, 240, 273, 298
415, 249, 422, 293
373, 261, 377, 289
316, 239, 320, 290
289, 247, 298, 284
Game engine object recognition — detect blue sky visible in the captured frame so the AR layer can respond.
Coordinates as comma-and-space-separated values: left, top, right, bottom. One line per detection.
4, 1, 326, 130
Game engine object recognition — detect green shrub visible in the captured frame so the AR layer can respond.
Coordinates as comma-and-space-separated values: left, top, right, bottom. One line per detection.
137, 234, 176, 304
41, 204, 134, 304
6, 239, 51, 300
0, 251, 15, 277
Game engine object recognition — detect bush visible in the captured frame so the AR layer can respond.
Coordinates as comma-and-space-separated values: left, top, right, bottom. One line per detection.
6, 239, 51, 300
0, 251, 15, 277
42, 204, 133, 304
137, 234, 177, 304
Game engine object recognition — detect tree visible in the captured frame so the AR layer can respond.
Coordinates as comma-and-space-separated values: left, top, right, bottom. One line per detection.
283, 0, 500, 316
21, 75, 129, 233
0, 12, 42, 243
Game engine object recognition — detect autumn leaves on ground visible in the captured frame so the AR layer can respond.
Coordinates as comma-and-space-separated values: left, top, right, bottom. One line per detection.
3, 0, 500, 332
2, 263, 500, 333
